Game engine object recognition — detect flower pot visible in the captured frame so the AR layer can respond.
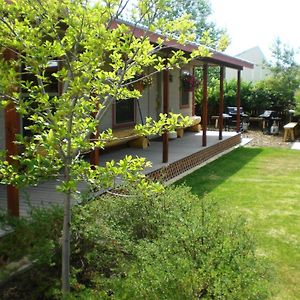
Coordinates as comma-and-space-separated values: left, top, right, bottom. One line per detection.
168, 131, 177, 139
134, 81, 144, 93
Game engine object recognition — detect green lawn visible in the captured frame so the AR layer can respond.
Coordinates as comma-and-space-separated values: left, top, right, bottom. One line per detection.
176, 147, 300, 299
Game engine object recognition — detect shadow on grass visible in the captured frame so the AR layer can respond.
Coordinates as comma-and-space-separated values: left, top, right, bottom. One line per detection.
175, 147, 263, 197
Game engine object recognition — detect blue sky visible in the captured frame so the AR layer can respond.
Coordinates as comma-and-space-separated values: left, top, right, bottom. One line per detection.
209, 0, 300, 63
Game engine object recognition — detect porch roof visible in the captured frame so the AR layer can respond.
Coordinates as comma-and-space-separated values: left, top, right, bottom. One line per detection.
113, 19, 254, 70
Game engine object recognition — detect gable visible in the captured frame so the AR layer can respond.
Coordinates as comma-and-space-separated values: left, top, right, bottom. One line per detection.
236, 47, 266, 65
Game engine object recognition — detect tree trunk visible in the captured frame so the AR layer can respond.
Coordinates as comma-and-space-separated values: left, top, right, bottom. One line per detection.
62, 174, 72, 294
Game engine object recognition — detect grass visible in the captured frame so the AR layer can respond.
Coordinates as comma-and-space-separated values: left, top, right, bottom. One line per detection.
176, 147, 300, 299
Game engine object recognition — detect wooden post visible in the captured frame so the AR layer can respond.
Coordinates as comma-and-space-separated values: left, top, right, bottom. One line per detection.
5, 103, 20, 217
236, 69, 241, 132
90, 147, 99, 166
219, 66, 225, 140
202, 64, 208, 147
192, 66, 196, 116
3, 49, 20, 217
162, 69, 169, 163
90, 122, 100, 166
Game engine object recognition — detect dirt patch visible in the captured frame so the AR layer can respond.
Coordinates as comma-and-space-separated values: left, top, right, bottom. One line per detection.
242, 129, 293, 148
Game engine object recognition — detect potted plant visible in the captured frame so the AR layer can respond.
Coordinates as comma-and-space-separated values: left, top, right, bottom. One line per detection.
168, 130, 177, 139
133, 74, 153, 92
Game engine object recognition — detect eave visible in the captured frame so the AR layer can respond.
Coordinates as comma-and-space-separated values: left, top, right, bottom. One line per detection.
112, 19, 254, 70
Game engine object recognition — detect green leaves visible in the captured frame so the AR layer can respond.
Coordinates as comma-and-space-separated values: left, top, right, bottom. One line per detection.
66, 186, 269, 299
0, 1, 219, 295
0, 0, 209, 201
135, 112, 192, 136
70, 155, 162, 197
154, 0, 226, 49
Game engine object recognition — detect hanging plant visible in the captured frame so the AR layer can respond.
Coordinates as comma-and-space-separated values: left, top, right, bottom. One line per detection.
181, 71, 199, 92
133, 74, 153, 92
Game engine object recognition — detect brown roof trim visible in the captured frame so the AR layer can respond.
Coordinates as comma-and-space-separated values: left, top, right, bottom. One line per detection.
112, 19, 254, 70
209, 51, 253, 69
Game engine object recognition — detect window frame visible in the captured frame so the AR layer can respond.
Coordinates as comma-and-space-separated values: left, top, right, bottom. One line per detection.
180, 87, 190, 109
112, 98, 136, 129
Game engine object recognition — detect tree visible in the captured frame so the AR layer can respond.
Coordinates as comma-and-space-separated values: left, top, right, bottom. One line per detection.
294, 67, 300, 116
263, 38, 300, 113
157, 0, 228, 50
202, 78, 254, 114
0, 0, 208, 294
295, 89, 300, 116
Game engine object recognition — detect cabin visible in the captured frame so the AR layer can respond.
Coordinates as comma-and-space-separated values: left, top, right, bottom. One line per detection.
0, 20, 253, 217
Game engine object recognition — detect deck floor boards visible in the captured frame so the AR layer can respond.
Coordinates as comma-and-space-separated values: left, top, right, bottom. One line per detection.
0, 131, 239, 216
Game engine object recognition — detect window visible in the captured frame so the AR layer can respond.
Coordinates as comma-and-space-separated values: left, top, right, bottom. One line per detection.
114, 98, 136, 127
21, 60, 60, 137
181, 88, 189, 108
21, 60, 59, 95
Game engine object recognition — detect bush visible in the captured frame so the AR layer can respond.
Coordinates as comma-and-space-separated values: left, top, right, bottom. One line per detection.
0, 205, 63, 299
70, 186, 270, 299
0, 186, 271, 299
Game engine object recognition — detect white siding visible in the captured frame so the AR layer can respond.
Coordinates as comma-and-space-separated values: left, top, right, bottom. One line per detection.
180, 66, 193, 116
100, 72, 163, 131
148, 72, 160, 120
99, 67, 195, 132
134, 67, 162, 124
169, 69, 180, 113
137, 72, 160, 124
226, 47, 269, 83
168, 67, 193, 117
99, 105, 112, 131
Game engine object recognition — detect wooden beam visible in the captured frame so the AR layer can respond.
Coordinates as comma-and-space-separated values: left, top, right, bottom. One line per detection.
5, 103, 20, 217
3, 48, 20, 217
192, 66, 195, 116
219, 66, 225, 140
162, 69, 169, 163
236, 70, 241, 132
202, 64, 208, 147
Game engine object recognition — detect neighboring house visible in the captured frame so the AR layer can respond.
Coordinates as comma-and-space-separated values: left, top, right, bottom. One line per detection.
226, 46, 269, 83
0, 20, 253, 217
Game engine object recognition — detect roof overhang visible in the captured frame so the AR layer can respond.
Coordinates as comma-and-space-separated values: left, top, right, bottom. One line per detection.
112, 19, 254, 70
197, 52, 254, 70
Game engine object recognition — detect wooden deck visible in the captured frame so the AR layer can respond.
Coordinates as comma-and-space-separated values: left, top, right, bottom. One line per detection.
0, 131, 241, 216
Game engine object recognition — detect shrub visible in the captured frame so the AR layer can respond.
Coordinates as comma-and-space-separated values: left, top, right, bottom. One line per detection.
71, 186, 270, 299
0, 205, 63, 265
0, 205, 63, 299
0, 186, 271, 299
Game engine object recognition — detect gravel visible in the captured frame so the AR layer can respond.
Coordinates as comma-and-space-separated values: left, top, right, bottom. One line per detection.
242, 130, 294, 148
